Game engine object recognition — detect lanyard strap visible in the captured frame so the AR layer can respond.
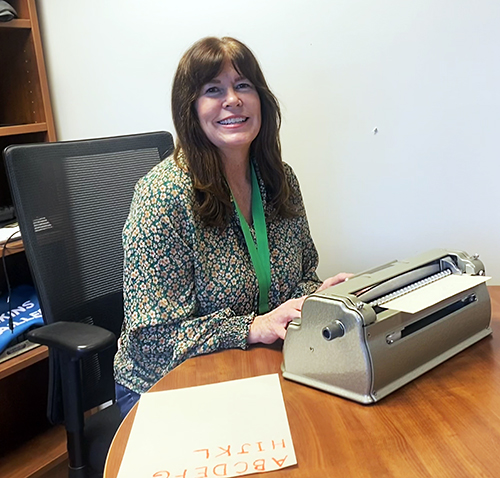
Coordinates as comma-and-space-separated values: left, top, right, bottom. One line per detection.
232, 164, 271, 314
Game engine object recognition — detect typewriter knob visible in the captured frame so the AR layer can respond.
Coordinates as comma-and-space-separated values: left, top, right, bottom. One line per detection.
322, 321, 345, 341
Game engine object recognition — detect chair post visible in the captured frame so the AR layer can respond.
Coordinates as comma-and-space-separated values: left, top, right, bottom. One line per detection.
59, 354, 87, 478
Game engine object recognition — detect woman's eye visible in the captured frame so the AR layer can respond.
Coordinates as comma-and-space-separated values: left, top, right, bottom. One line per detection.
205, 86, 220, 94
236, 82, 251, 90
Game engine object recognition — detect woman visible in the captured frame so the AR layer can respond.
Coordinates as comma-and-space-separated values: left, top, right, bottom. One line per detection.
113, 36, 349, 416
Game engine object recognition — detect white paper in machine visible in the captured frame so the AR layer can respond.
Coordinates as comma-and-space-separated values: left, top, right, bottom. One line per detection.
282, 249, 491, 403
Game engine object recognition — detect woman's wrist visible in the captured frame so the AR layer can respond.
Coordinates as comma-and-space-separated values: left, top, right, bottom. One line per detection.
248, 314, 264, 344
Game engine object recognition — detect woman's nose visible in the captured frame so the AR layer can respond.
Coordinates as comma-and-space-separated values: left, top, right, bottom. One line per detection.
223, 88, 242, 108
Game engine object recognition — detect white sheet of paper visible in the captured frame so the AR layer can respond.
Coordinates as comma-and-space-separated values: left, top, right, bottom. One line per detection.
116, 374, 296, 478
0, 224, 20, 244
381, 274, 490, 314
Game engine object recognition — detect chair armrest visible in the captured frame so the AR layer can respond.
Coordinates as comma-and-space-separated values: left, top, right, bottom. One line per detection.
27, 321, 116, 360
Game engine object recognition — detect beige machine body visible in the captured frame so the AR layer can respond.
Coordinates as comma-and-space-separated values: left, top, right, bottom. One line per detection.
282, 249, 491, 403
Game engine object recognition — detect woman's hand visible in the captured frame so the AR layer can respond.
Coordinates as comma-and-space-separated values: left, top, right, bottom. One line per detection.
248, 297, 306, 344
247, 273, 353, 345
316, 273, 354, 293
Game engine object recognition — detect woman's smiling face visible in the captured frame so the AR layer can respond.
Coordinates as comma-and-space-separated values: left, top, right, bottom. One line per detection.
195, 63, 261, 159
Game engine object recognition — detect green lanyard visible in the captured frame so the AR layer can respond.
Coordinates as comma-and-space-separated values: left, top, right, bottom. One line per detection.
232, 163, 271, 314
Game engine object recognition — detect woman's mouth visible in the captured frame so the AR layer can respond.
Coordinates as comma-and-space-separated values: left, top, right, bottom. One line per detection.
217, 117, 249, 125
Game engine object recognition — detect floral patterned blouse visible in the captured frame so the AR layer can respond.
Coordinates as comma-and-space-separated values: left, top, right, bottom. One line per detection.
114, 154, 321, 393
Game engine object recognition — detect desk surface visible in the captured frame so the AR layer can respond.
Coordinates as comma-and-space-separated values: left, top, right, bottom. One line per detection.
105, 286, 500, 477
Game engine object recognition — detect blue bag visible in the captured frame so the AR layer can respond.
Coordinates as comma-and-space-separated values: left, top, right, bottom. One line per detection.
0, 285, 44, 354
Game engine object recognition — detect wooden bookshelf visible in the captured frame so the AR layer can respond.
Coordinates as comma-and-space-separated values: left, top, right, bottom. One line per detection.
0, 18, 31, 29
0, 0, 56, 225
0, 2, 64, 476
0, 123, 49, 136
0, 344, 69, 477
1, 238, 24, 255
0, 425, 67, 478
0, 344, 47, 380
0, 346, 68, 476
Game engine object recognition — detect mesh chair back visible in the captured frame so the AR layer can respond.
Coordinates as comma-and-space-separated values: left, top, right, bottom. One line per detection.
4, 131, 174, 416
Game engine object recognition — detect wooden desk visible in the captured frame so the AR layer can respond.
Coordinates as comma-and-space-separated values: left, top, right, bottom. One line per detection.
106, 286, 500, 477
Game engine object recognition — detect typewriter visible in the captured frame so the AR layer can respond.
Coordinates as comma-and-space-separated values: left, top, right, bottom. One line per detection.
282, 249, 491, 403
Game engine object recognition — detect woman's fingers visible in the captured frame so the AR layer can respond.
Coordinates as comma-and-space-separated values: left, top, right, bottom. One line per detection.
317, 273, 354, 292
249, 297, 306, 344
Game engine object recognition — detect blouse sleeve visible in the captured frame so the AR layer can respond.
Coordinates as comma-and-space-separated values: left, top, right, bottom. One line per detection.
284, 164, 322, 298
119, 179, 254, 392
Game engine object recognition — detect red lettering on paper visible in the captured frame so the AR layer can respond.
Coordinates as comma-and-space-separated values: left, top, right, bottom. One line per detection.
195, 467, 208, 478
272, 456, 288, 467
175, 471, 187, 478
194, 449, 210, 459
153, 472, 170, 478
272, 439, 286, 449
234, 462, 249, 474
213, 463, 228, 476
253, 459, 266, 471
216, 445, 231, 457
237, 443, 251, 454
256, 441, 265, 452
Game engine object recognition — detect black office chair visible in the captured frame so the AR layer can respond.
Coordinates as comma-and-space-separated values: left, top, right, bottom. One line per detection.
3, 131, 174, 478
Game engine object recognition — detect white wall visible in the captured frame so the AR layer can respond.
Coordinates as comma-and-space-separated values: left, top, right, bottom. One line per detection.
37, 0, 500, 284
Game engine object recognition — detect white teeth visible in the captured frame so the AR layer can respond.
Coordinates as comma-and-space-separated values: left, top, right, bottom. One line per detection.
218, 117, 248, 125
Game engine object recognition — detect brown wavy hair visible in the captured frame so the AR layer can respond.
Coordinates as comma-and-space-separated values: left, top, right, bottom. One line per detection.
171, 36, 298, 227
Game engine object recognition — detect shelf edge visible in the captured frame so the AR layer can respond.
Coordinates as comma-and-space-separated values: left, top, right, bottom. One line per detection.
0, 123, 48, 137
0, 345, 48, 380
0, 19, 31, 29
0, 425, 67, 478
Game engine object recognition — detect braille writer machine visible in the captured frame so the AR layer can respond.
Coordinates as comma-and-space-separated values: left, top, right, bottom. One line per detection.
282, 249, 491, 403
